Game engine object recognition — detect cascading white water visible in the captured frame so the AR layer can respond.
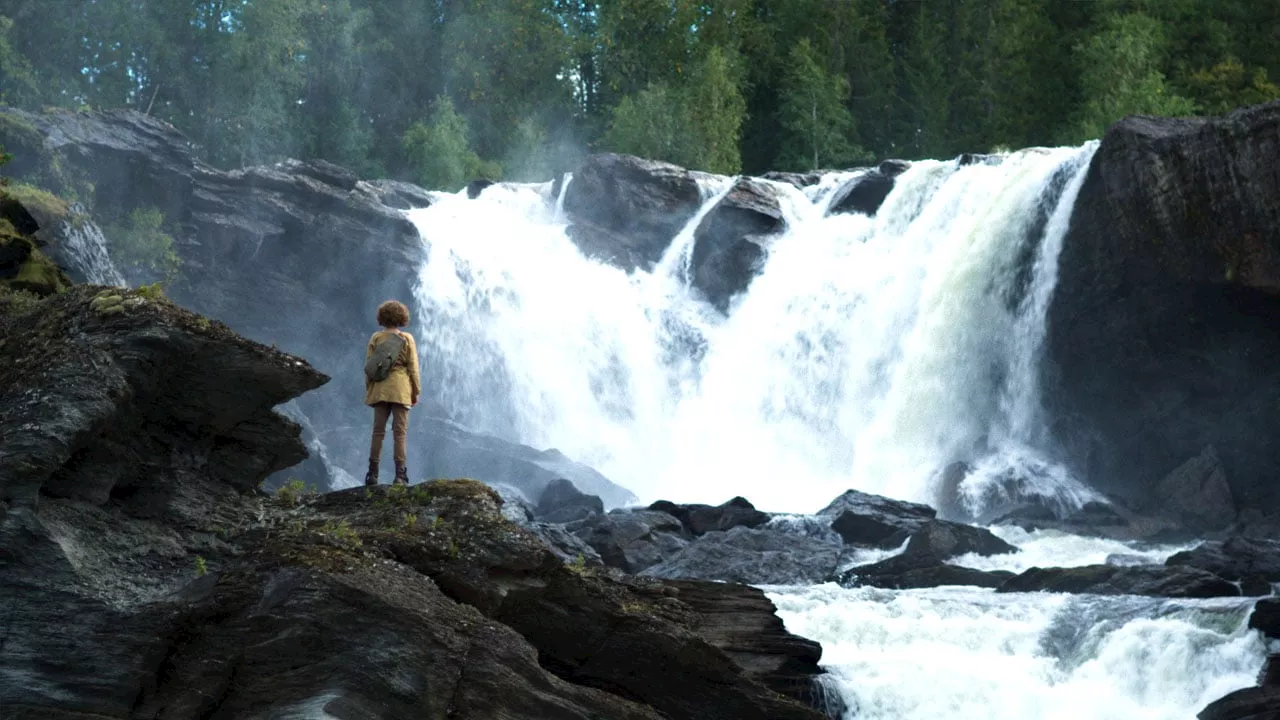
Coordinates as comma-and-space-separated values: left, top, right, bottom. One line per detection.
406, 148, 1269, 719
55, 205, 126, 286
767, 582, 1264, 720
409, 144, 1099, 514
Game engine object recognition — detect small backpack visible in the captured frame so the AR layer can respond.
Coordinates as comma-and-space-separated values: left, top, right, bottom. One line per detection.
364, 332, 407, 383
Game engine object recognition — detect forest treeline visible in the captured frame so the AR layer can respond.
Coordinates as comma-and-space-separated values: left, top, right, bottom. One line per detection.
0, 0, 1277, 188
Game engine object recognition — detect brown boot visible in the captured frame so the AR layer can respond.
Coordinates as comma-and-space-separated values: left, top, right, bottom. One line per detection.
364, 459, 379, 487
393, 463, 409, 486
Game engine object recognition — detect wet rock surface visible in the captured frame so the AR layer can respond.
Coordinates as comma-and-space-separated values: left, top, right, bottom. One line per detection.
689, 177, 786, 311
535, 477, 605, 524
819, 489, 937, 547
1166, 536, 1280, 586
826, 160, 909, 216
997, 564, 1240, 598
644, 525, 843, 585
650, 496, 772, 536
562, 152, 704, 270
569, 508, 690, 573
837, 553, 1014, 590
1047, 100, 1280, 526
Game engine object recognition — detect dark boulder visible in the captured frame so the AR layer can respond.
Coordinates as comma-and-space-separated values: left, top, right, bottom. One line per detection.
571, 509, 689, 574
1045, 101, 1280, 525
525, 521, 606, 567
663, 579, 826, 702
536, 477, 605, 524
1198, 686, 1280, 720
643, 525, 843, 585
1249, 598, 1280, 639
562, 153, 704, 270
466, 178, 495, 198
819, 489, 936, 547
650, 496, 771, 536
837, 553, 1014, 590
827, 160, 909, 216
902, 520, 1019, 561
1154, 445, 1237, 532
1166, 536, 1280, 586
997, 564, 1240, 598
689, 177, 786, 311
0, 285, 327, 507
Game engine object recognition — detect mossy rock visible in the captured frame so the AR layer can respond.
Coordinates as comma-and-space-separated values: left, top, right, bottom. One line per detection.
2, 183, 70, 229
0, 230, 70, 296
0, 111, 44, 158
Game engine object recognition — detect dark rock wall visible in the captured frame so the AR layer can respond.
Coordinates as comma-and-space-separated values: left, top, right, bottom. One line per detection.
1046, 101, 1280, 519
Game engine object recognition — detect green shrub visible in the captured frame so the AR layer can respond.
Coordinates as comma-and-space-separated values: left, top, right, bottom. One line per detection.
105, 207, 181, 285
275, 478, 313, 507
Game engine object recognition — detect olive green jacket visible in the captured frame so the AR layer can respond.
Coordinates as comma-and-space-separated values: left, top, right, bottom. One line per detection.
364, 329, 421, 407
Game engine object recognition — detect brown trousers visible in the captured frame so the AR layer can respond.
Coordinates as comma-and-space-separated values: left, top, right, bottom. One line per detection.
369, 402, 410, 465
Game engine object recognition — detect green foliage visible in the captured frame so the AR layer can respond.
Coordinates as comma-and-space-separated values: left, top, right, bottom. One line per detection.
1068, 13, 1198, 142
0, 144, 10, 170
319, 519, 362, 549
603, 83, 690, 167
134, 282, 166, 301
682, 47, 747, 175
602, 46, 747, 174
401, 96, 499, 191
104, 208, 181, 286
1185, 59, 1280, 115
0, 284, 41, 314
0, 16, 38, 107
0, 0, 1275, 176
275, 478, 314, 508
194, 555, 208, 577
776, 39, 868, 171
567, 553, 587, 574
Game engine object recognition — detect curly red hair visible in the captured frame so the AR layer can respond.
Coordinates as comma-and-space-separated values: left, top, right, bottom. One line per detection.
376, 300, 410, 328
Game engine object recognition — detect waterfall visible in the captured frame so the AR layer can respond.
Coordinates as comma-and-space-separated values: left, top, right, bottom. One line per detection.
408, 144, 1099, 514
50, 204, 126, 286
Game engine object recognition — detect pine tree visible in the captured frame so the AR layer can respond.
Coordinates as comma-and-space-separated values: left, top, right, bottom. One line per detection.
401, 96, 497, 191
776, 39, 865, 171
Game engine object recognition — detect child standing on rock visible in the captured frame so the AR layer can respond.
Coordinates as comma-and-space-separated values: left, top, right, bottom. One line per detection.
363, 300, 420, 486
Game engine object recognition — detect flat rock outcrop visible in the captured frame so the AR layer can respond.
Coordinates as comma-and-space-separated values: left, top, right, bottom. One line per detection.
0, 295, 828, 719
996, 564, 1240, 599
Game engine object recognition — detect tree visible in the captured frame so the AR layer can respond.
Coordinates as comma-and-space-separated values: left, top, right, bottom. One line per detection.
0, 15, 38, 106
401, 96, 498, 191
602, 83, 690, 166
1185, 58, 1280, 115
105, 207, 181, 285
1068, 12, 1197, 142
775, 39, 865, 171
682, 46, 747, 174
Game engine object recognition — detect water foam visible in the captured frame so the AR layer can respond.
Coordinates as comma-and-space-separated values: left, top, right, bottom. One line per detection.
766, 584, 1263, 720
409, 145, 1099, 513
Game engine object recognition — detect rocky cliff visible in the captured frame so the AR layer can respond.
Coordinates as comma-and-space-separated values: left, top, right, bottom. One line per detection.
0, 287, 827, 720
1045, 100, 1280, 533
0, 107, 636, 505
